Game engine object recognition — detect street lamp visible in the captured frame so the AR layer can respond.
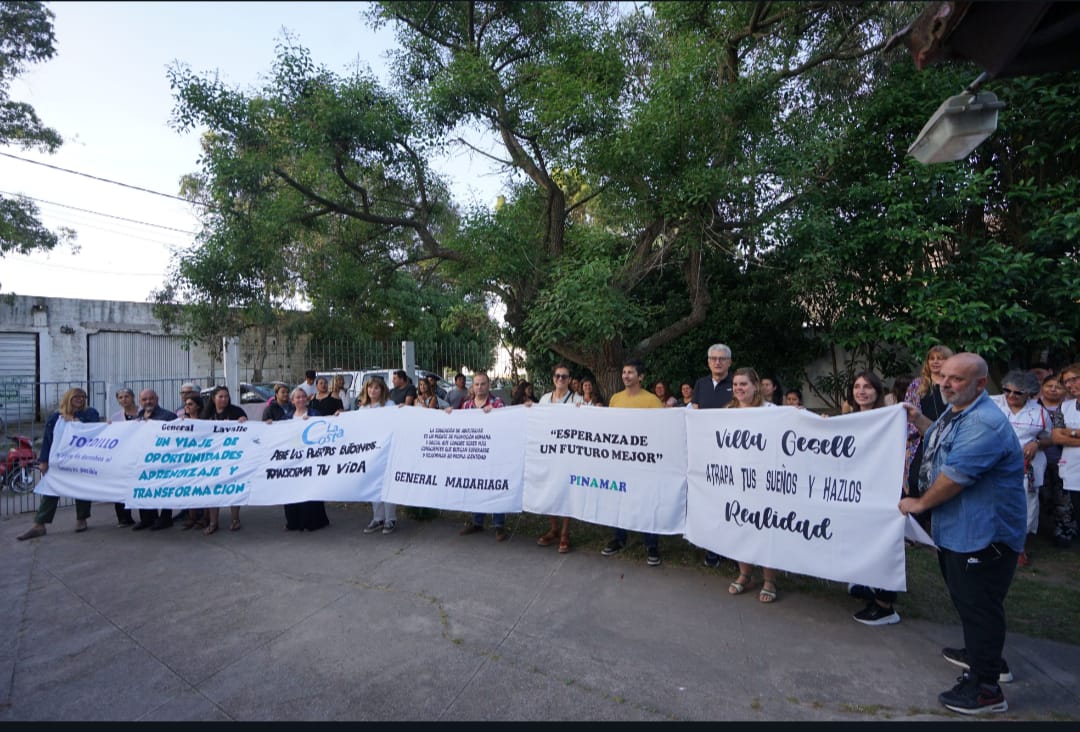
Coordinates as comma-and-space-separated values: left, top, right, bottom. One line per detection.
907, 74, 1006, 164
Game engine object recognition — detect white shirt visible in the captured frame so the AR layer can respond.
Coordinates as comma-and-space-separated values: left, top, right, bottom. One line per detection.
538, 390, 583, 405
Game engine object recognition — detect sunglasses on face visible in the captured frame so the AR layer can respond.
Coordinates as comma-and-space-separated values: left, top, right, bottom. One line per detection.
1001, 388, 1028, 397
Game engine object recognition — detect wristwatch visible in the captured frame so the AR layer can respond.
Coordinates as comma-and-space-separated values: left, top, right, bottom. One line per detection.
1073, 429, 1079, 438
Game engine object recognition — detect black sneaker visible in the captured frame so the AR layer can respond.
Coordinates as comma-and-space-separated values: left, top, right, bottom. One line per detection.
852, 601, 900, 626
703, 551, 720, 568
600, 539, 624, 557
938, 673, 1008, 715
646, 546, 662, 566
942, 647, 1013, 683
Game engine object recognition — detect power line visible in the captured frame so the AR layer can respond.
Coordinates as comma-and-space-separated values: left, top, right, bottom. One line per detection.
0, 190, 198, 235
0, 151, 211, 207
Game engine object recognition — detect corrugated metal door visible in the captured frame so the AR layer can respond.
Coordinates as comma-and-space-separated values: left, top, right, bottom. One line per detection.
0, 332, 38, 427
87, 331, 192, 400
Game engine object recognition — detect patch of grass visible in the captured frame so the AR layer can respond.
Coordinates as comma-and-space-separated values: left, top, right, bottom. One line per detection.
443, 512, 1080, 647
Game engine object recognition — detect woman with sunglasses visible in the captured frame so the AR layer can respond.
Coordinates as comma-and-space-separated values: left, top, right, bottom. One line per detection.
990, 370, 1052, 567
535, 364, 583, 552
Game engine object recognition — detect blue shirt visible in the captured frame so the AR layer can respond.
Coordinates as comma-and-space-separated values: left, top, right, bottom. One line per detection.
922, 389, 1026, 553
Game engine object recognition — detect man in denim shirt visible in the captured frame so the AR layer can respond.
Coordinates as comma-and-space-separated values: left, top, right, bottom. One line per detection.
900, 353, 1025, 715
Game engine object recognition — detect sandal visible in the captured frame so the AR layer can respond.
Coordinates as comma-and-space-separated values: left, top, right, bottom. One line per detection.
203, 523, 218, 536
229, 519, 242, 532
558, 534, 571, 554
181, 520, 197, 531
728, 574, 752, 595
537, 528, 559, 547
759, 582, 777, 603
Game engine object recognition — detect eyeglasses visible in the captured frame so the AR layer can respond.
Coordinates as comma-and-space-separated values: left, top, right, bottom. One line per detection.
185, 401, 198, 407
554, 373, 570, 379
1065, 376, 1080, 386
708, 356, 731, 362
1001, 388, 1028, 397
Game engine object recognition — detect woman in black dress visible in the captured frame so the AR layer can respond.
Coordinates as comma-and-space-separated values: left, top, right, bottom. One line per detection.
310, 376, 344, 416
275, 388, 330, 532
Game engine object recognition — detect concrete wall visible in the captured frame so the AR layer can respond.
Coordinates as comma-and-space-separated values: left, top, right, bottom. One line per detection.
0, 295, 219, 384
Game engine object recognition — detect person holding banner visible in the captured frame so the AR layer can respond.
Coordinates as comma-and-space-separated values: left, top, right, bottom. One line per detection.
601, 359, 666, 566
276, 388, 331, 532
262, 384, 295, 422
457, 372, 510, 542
177, 393, 209, 531
692, 343, 735, 569
359, 376, 399, 535
724, 367, 781, 602
845, 372, 903, 626
108, 387, 140, 527
899, 353, 1024, 715
202, 386, 248, 534
133, 389, 180, 531
534, 364, 584, 552
16, 388, 100, 541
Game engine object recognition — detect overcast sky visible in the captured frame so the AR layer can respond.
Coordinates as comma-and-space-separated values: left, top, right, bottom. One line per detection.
2, 1, 506, 303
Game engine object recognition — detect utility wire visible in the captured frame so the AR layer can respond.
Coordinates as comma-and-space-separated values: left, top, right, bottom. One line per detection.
0, 150, 212, 208
0, 190, 198, 235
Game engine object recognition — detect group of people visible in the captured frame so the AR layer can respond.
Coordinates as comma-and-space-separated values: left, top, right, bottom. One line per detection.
16, 343, 1080, 716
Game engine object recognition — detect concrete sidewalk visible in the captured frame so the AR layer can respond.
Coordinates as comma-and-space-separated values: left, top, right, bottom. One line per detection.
2, 502, 1078, 721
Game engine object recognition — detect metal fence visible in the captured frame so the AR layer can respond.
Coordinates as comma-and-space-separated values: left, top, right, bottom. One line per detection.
300, 338, 497, 382
0, 376, 216, 518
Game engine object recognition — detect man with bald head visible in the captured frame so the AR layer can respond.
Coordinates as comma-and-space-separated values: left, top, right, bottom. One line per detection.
131, 389, 178, 531
900, 353, 1025, 715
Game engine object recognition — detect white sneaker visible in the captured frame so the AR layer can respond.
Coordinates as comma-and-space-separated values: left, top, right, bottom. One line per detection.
363, 520, 384, 534
382, 521, 396, 535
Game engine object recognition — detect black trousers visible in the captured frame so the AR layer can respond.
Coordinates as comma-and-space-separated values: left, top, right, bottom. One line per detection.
938, 543, 1018, 685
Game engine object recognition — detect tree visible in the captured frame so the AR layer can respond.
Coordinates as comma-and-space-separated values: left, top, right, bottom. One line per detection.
0, 1, 73, 266
778, 58, 1080, 404
168, 2, 902, 396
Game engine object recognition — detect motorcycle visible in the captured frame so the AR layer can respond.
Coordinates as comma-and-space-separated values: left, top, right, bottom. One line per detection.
1, 434, 41, 494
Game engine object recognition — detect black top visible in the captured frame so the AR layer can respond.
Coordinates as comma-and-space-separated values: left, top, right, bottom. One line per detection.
310, 395, 344, 415
692, 374, 734, 410
262, 401, 295, 422
389, 384, 417, 405
206, 404, 247, 421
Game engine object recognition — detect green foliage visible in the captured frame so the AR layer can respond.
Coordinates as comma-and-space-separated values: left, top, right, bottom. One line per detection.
778, 55, 1080, 402
0, 1, 70, 263
164, 1, 1080, 398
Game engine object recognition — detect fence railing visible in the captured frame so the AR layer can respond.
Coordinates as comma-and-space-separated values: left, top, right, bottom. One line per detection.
0, 377, 217, 517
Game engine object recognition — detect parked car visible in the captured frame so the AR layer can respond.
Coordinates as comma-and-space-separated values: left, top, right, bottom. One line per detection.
200, 382, 275, 405
318, 368, 451, 407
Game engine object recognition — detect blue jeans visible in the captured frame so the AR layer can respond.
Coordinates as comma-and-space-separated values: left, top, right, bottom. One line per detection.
613, 528, 658, 550
472, 513, 505, 528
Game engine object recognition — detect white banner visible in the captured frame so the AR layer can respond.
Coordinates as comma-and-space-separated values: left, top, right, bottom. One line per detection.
38, 403, 912, 590
686, 405, 908, 591
41, 419, 261, 508
382, 405, 526, 513
247, 410, 393, 505
523, 405, 688, 535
